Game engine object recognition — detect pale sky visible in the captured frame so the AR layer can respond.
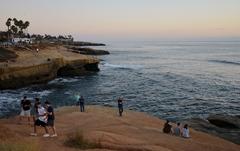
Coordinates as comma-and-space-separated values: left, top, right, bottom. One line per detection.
0, 0, 240, 41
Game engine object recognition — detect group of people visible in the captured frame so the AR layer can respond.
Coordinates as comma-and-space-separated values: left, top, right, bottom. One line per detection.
19, 96, 57, 137
20, 95, 190, 139
76, 96, 124, 117
163, 120, 190, 138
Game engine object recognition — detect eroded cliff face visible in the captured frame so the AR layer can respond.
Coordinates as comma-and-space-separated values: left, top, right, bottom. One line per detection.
0, 46, 99, 89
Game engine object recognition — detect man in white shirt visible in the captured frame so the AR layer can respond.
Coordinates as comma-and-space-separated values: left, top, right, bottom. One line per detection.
30, 102, 50, 137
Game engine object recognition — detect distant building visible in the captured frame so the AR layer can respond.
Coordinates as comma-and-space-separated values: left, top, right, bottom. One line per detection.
12, 38, 32, 44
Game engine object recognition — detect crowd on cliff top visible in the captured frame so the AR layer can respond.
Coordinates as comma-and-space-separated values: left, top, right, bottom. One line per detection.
19, 95, 190, 138
19, 96, 57, 137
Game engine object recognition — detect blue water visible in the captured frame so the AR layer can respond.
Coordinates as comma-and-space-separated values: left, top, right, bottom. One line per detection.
0, 41, 240, 121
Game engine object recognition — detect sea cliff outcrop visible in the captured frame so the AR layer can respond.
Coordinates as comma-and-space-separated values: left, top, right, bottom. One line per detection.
0, 46, 99, 89
70, 47, 110, 55
185, 114, 240, 144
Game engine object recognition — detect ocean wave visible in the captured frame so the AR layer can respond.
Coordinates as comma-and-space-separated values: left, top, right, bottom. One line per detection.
209, 60, 240, 66
0, 89, 53, 103
102, 63, 143, 70
30, 90, 53, 97
0, 96, 17, 104
48, 78, 79, 84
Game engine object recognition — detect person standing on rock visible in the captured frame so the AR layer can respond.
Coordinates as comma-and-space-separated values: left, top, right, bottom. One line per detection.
79, 96, 85, 112
19, 96, 32, 125
30, 102, 49, 137
117, 97, 124, 116
33, 98, 40, 121
45, 100, 57, 137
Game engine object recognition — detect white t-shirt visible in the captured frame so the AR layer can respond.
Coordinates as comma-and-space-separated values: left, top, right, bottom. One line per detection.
37, 107, 47, 123
182, 128, 190, 138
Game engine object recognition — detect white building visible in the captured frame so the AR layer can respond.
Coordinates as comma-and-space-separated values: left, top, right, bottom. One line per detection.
12, 38, 32, 44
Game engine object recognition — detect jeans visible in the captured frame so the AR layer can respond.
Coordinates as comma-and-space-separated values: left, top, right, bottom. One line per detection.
118, 105, 123, 116
80, 103, 85, 112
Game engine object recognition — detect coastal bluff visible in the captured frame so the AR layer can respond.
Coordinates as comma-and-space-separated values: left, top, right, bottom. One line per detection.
0, 45, 99, 89
0, 106, 239, 151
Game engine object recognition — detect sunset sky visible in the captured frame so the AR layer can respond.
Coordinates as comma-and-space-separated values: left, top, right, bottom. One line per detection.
0, 0, 240, 41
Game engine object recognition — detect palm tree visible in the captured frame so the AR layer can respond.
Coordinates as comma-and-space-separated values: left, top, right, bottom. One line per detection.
23, 21, 30, 33
13, 18, 19, 27
24, 21, 30, 28
11, 25, 18, 35
6, 18, 12, 31
18, 20, 24, 37
5, 18, 12, 42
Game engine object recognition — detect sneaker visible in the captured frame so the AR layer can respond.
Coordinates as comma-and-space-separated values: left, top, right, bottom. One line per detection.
30, 133, 37, 136
43, 134, 50, 137
51, 134, 58, 137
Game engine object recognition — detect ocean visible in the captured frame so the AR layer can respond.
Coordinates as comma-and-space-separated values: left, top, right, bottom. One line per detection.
0, 41, 240, 121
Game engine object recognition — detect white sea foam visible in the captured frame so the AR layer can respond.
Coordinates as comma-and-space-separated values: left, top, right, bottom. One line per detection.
30, 90, 53, 97
102, 63, 142, 70
0, 96, 17, 103
48, 78, 79, 84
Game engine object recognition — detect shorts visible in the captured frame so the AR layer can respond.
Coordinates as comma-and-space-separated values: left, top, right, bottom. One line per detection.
20, 109, 31, 116
47, 119, 54, 127
35, 119, 47, 127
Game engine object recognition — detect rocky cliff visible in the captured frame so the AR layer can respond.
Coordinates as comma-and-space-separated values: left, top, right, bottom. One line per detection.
0, 45, 99, 89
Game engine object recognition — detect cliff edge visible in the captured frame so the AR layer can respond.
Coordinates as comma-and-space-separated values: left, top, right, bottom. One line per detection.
0, 106, 239, 151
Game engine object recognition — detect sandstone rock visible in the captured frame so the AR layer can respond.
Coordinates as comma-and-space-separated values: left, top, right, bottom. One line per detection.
207, 114, 240, 129
0, 46, 100, 89
185, 115, 240, 144
70, 47, 110, 55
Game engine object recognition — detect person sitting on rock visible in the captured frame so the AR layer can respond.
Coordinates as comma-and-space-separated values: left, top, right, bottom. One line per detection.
163, 120, 172, 134
182, 124, 190, 138
173, 122, 182, 136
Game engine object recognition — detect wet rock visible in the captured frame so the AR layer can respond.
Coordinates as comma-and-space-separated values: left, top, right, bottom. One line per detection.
71, 41, 106, 46
185, 115, 240, 144
207, 114, 240, 129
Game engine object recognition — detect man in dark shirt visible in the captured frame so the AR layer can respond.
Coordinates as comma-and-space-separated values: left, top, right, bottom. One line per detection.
19, 96, 32, 125
117, 97, 124, 116
45, 101, 57, 137
79, 96, 85, 112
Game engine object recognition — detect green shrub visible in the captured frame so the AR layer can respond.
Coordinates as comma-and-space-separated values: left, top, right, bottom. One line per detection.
64, 131, 102, 150
0, 142, 39, 151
